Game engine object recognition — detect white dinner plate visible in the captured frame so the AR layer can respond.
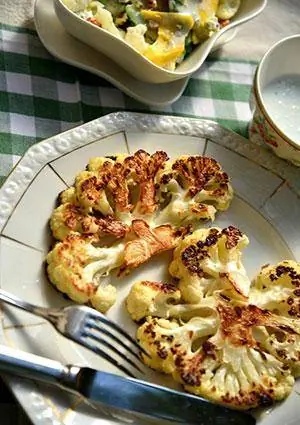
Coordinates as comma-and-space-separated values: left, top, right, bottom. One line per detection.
0, 112, 300, 425
34, 0, 238, 106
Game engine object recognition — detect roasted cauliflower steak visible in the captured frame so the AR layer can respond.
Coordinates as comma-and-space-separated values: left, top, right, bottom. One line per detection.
136, 297, 295, 409
126, 227, 300, 410
47, 150, 233, 312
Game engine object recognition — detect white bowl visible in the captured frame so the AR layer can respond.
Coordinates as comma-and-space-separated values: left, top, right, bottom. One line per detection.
248, 34, 300, 166
54, 0, 267, 84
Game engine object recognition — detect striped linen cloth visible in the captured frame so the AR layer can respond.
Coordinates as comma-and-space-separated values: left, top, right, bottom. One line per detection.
0, 23, 258, 187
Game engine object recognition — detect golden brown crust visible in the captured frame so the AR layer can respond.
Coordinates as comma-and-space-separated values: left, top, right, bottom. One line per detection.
251, 261, 300, 319
171, 156, 229, 198
79, 174, 105, 206
125, 150, 168, 214
51, 151, 233, 241
120, 219, 177, 273
95, 214, 130, 238
76, 150, 168, 215
217, 303, 271, 347
180, 226, 243, 277
140, 280, 179, 294
139, 298, 294, 409
48, 233, 97, 298
54, 203, 129, 239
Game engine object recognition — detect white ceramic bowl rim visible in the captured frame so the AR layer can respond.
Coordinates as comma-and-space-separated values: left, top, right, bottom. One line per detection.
255, 34, 300, 150
59, 0, 267, 77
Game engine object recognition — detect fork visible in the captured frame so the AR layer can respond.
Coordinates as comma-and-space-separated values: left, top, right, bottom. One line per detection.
0, 289, 147, 378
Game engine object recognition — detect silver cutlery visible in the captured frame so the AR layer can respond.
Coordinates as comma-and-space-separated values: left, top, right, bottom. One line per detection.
0, 288, 146, 378
0, 344, 256, 425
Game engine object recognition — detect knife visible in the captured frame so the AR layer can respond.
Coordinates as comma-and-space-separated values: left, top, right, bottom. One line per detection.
0, 345, 255, 425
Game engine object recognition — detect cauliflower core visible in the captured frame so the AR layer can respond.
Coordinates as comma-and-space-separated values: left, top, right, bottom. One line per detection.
47, 150, 233, 312
126, 227, 300, 410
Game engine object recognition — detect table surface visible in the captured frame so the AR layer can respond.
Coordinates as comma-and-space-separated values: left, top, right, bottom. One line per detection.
0, 0, 300, 424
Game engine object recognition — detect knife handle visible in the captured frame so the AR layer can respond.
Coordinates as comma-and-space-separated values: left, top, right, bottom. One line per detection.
0, 344, 78, 388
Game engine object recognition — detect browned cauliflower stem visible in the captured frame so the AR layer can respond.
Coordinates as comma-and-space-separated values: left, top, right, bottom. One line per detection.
126, 227, 300, 410
46, 150, 233, 312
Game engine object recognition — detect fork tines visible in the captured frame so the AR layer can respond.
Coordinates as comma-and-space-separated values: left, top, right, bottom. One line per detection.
81, 310, 148, 378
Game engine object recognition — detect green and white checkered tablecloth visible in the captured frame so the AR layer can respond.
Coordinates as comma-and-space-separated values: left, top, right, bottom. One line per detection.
0, 23, 257, 187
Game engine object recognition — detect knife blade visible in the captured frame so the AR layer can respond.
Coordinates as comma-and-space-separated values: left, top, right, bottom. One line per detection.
0, 344, 255, 425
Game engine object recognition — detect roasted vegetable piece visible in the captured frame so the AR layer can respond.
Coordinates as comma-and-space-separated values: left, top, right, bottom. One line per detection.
250, 260, 300, 376
75, 150, 169, 222
51, 151, 233, 239
47, 151, 233, 312
250, 260, 300, 318
120, 219, 179, 274
136, 296, 295, 409
50, 202, 129, 241
126, 279, 217, 321
46, 233, 125, 312
126, 280, 182, 321
141, 11, 194, 69
155, 155, 233, 227
70, 0, 242, 69
127, 226, 300, 409
217, 0, 241, 20
169, 226, 250, 303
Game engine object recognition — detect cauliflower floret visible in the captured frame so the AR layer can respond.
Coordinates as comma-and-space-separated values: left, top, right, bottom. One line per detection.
124, 150, 169, 216
90, 1, 123, 38
124, 24, 149, 54
126, 281, 181, 321
217, 0, 241, 20
155, 155, 233, 227
50, 151, 232, 242
252, 318, 300, 378
87, 155, 117, 172
47, 218, 179, 311
75, 170, 114, 215
126, 279, 217, 322
137, 297, 294, 409
250, 260, 300, 318
90, 284, 117, 313
249, 260, 300, 376
59, 186, 77, 204
50, 203, 98, 240
46, 233, 124, 312
50, 202, 129, 241
169, 226, 250, 303
127, 224, 300, 409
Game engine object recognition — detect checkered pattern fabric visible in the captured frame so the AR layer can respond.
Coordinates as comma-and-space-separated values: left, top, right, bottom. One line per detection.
0, 22, 257, 186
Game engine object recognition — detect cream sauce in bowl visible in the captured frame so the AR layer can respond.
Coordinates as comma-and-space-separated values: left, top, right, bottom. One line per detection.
262, 75, 300, 144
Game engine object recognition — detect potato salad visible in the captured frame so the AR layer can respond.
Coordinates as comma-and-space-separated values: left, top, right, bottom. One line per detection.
68, 0, 241, 70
